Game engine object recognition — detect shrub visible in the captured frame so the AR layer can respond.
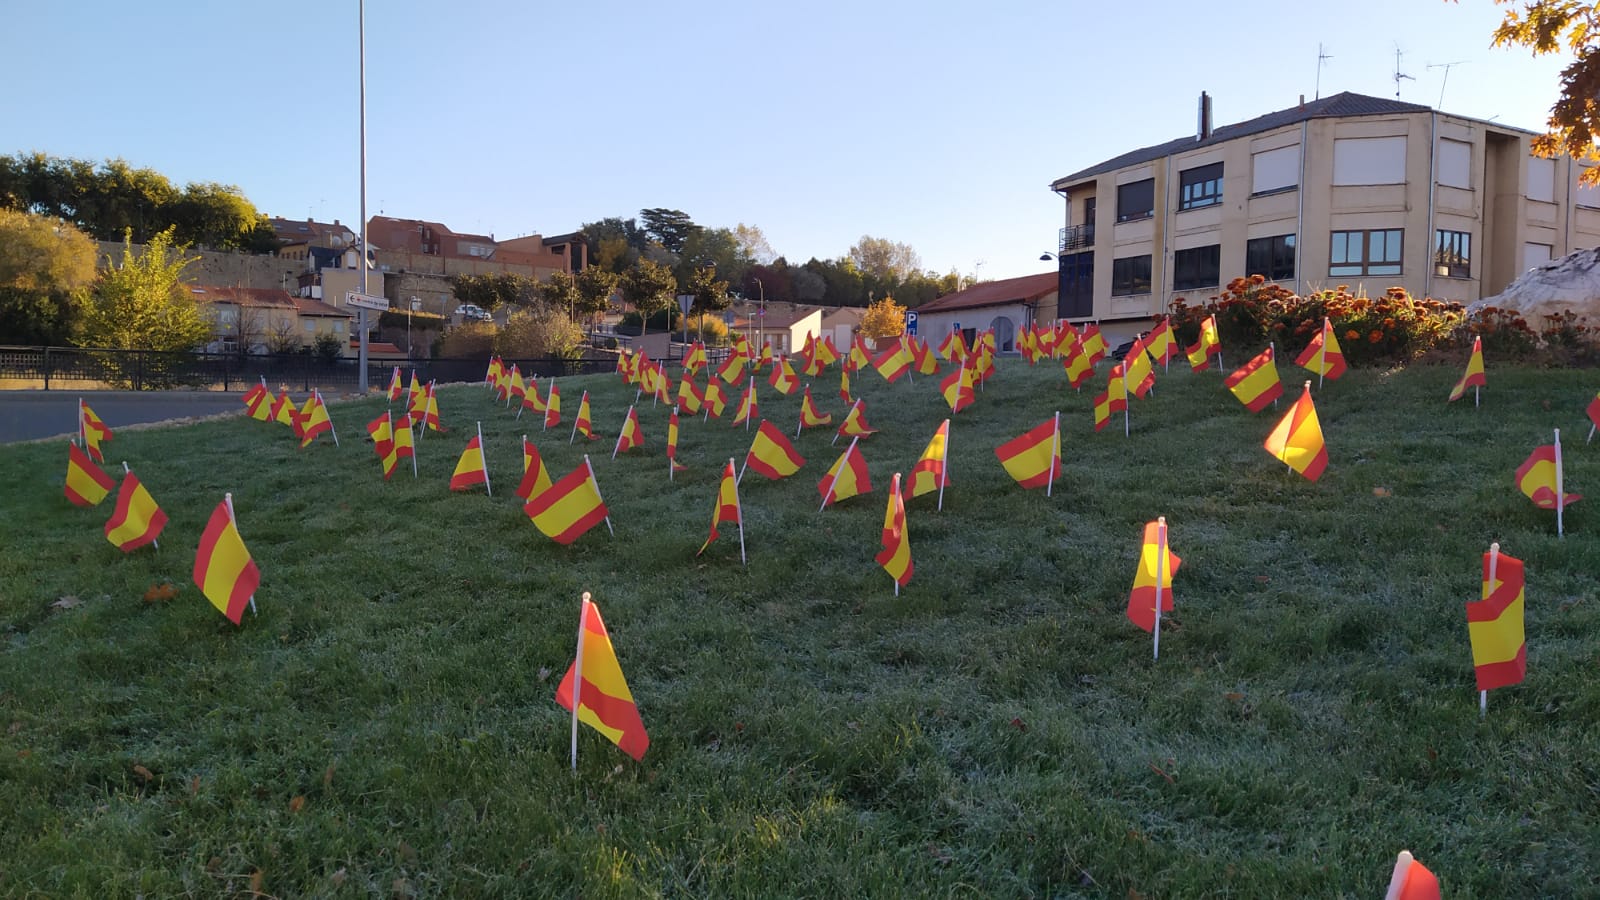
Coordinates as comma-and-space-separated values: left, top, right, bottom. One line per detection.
616, 307, 680, 334
312, 332, 345, 363
496, 307, 583, 360
438, 321, 497, 359
688, 314, 729, 345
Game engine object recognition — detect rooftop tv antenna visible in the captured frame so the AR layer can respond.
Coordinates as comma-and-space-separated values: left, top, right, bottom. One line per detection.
1316, 43, 1333, 100
1393, 45, 1415, 99
1427, 60, 1469, 108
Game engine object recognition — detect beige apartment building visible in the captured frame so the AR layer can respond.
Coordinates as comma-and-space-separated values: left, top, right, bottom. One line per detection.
1048, 91, 1600, 328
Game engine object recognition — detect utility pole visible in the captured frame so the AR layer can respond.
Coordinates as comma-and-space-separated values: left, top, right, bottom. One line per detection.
356, 0, 370, 393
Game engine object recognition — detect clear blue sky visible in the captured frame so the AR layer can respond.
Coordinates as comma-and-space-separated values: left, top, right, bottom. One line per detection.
2, 0, 1568, 281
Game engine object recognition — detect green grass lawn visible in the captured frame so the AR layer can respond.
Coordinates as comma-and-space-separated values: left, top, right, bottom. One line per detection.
2, 355, 1599, 898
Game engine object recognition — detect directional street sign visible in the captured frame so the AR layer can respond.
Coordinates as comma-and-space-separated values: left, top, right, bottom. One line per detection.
344, 291, 389, 311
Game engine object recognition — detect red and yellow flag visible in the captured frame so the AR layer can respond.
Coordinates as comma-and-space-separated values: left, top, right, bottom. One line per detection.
908, 420, 950, 499
847, 336, 873, 373
298, 391, 334, 448
676, 374, 703, 414
815, 334, 840, 369
1144, 318, 1176, 365
1263, 382, 1328, 481
799, 386, 832, 429
995, 415, 1061, 490
1224, 345, 1284, 412
718, 351, 747, 385
1079, 323, 1108, 364
872, 339, 911, 383
572, 390, 595, 441
839, 365, 853, 404
1515, 443, 1580, 510
517, 436, 554, 500
702, 379, 728, 418
65, 442, 116, 507
745, 420, 805, 480
508, 365, 527, 402
1115, 339, 1155, 398
193, 499, 260, 625
543, 382, 562, 429
555, 596, 649, 761
80, 402, 113, 462
614, 406, 644, 456
1063, 345, 1094, 389
385, 420, 414, 480
1126, 519, 1179, 633
242, 381, 272, 421
836, 400, 877, 438
524, 464, 609, 544
1448, 335, 1486, 402
1093, 376, 1127, 433
1465, 545, 1526, 692
732, 379, 759, 427
818, 439, 872, 507
420, 383, 444, 433
368, 411, 393, 462
271, 389, 299, 429
1385, 851, 1441, 900
874, 472, 913, 587
1295, 316, 1347, 380
407, 370, 424, 409
450, 434, 490, 492
386, 366, 403, 402
768, 357, 800, 395
683, 342, 708, 374
938, 327, 968, 363
522, 377, 547, 416
940, 362, 976, 412
666, 409, 688, 472
104, 471, 167, 552
698, 459, 744, 556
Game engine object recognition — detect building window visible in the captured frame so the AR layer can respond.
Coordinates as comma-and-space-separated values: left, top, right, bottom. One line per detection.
1437, 139, 1472, 189
1330, 229, 1403, 277
1179, 163, 1223, 210
1523, 242, 1553, 271
1434, 230, 1471, 278
304, 320, 316, 333
1333, 136, 1407, 186
1116, 179, 1155, 222
1252, 145, 1300, 195
1172, 245, 1221, 291
1246, 234, 1296, 282
333, 321, 345, 333
1111, 255, 1152, 295
1527, 157, 1556, 203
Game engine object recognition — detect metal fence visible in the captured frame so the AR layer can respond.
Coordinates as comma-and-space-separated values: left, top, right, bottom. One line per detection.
0, 346, 615, 392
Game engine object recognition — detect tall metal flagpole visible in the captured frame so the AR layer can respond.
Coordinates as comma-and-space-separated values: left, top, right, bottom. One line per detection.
357, 0, 370, 393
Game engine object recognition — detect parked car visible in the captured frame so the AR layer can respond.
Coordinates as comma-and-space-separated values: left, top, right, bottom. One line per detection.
455, 304, 491, 322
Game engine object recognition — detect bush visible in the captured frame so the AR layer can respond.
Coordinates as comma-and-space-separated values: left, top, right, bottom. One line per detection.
438, 321, 498, 359
688, 314, 729, 345
496, 307, 583, 360
312, 332, 345, 364
616, 308, 680, 333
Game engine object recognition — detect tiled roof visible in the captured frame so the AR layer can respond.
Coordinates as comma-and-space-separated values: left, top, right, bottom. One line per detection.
189, 286, 298, 308
1050, 92, 1435, 188
916, 272, 1058, 313
294, 296, 354, 317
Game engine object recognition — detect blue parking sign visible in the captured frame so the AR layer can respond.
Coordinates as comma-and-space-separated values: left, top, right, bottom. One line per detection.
905, 310, 918, 336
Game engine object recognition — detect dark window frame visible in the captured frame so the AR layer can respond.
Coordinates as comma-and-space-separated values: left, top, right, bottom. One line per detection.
1246, 234, 1297, 282
1329, 229, 1403, 277
1111, 254, 1153, 296
1434, 229, 1471, 278
1116, 179, 1155, 223
1179, 162, 1224, 211
1172, 244, 1222, 291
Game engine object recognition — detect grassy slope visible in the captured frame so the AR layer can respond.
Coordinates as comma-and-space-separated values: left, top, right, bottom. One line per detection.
1, 357, 1598, 898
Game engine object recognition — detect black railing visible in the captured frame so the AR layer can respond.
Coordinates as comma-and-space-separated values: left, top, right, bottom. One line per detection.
0, 346, 614, 392
1059, 224, 1096, 253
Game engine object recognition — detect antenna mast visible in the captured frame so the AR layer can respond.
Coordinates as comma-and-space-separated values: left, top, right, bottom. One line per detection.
1393, 44, 1415, 99
1316, 43, 1333, 100
1426, 60, 1469, 109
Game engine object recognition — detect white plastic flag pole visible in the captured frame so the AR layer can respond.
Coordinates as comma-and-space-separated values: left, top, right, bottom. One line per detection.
584, 455, 614, 536
746, 376, 755, 431
819, 436, 859, 512
937, 418, 950, 513
731, 457, 747, 566
224, 492, 256, 615
544, 379, 556, 432
1047, 411, 1060, 498
1555, 428, 1565, 538
477, 421, 491, 496
569, 392, 583, 444
833, 400, 860, 446
77, 397, 85, 448
1122, 363, 1131, 438
1475, 384, 1480, 408
570, 593, 590, 771
408, 420, 418, 478
1317, 317, 1329, 390
318, 390, 339, 446
796, 385, 808, 437
1270, 343, 1279, 409
1153, 516, 1167, 661
1482, 542, 1500, 717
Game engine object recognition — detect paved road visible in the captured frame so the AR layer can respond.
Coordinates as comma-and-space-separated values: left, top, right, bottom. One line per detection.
0, 391, 249, 444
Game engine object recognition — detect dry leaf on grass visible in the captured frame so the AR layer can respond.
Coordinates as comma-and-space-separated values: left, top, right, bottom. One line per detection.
50, 596, 81, 610
132, 764, 154, 782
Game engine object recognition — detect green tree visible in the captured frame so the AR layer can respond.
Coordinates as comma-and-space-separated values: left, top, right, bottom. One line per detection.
538, 271, 583, 319
619, 258, 676, 337
497, 306, 584, 360
640, 208, 700, 255
167, 181, 264, 250
580, 216, 649, 273
1485, 0, 1600, 182
0, 210, 98, 344
849, 235, 922, 282
81, 228, 209, 351
677, 226, 751, 289
685, 264, 730, 315
574, 265, 620, 323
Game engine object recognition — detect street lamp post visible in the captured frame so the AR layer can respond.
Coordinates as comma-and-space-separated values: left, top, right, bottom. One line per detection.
356, 0, 369, 393
406, 296, 421, 357
753, 277, 765, 353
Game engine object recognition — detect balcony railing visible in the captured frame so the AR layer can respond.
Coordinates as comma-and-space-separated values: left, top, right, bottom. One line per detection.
1058, 223, 1096, 254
